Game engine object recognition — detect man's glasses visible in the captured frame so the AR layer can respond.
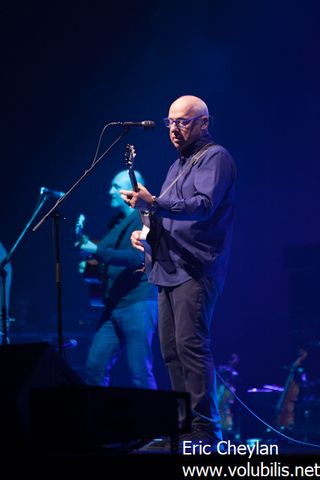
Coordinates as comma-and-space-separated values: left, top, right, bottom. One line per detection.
163, 115, 203, 129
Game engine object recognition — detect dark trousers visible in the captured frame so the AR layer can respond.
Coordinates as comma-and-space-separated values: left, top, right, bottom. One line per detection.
158, 276, 222, 440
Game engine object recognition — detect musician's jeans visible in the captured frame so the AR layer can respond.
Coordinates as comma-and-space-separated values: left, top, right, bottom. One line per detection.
86, 300, 158, 389
157, 277, 222, 441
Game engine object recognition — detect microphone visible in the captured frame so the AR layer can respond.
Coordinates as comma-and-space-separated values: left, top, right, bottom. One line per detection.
112, 120, 155, 129
62, 339, 78, 349
40, 186, 65, 198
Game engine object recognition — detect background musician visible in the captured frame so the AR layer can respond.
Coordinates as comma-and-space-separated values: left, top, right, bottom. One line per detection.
76, 170, 158, 389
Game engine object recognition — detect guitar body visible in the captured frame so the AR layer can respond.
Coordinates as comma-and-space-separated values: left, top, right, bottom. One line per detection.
87, 283, 106, 308
82, 257, 107, 308
139, 213, 152, 251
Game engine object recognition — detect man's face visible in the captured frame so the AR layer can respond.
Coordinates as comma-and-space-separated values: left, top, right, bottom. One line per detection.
109, 172, 131, 209
166, 103, 205, 153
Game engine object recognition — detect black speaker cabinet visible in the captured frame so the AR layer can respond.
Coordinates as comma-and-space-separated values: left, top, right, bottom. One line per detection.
0, 342, 83, 450
30, 385, 191, 452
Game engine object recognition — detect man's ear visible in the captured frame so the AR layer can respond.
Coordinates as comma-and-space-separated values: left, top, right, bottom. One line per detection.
201, 117, 209, 128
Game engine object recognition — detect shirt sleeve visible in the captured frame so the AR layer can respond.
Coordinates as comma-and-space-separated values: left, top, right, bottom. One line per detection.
154, 149, 235, 220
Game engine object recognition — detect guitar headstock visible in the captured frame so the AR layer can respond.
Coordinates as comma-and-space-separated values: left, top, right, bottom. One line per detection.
125, 144, 136, 169
125, 144, 139, 192
75, 213, 86, 238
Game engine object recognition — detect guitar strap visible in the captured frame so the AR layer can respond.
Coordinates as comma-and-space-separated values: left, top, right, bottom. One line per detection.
158, 142, 216, 200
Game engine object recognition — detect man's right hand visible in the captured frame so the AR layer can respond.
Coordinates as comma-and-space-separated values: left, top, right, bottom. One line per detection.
131, 230, 145, 252
78, 260, 87, 274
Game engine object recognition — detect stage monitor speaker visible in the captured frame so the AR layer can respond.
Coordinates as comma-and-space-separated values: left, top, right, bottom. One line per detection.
30, 385, 191, 452
0, 342, 84, 450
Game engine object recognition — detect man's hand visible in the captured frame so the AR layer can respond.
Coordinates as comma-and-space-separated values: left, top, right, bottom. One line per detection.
120, 183, 154, 210
76, 239, 98, 255
131, 230, 145, 252
78, 260, 87, 274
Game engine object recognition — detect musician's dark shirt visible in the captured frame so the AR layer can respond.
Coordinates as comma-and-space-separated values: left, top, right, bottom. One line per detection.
148, 135, 236, 293
95, 210, 157, 309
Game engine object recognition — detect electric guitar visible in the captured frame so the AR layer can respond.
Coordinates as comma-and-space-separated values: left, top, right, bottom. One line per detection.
75, 213, 106, 307
124, 144, 153, 265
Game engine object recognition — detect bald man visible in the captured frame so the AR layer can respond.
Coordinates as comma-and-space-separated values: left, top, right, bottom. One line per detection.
78, 170, 158, 390
121, 95, 236, 452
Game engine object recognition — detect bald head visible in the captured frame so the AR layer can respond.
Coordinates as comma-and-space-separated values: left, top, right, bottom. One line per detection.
167, 95, 210, 152
109, 170, 145, 213
112, 170, 144, 191
169, 95, 209, 118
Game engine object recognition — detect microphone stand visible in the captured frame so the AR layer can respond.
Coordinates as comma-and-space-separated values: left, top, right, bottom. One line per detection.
32, 126, 130, 357
0, 194, 48, 345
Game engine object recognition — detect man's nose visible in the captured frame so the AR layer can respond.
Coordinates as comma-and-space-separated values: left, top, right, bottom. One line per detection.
170, 122, 179, 132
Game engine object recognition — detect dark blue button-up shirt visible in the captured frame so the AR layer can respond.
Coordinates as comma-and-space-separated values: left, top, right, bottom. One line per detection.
147, 135, 236, 293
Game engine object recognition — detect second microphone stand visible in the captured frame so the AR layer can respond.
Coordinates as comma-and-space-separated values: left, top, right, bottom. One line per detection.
1, 194, 49, 345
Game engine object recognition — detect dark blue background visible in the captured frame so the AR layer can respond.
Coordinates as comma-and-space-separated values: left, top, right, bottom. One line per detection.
1, 0, 320, 400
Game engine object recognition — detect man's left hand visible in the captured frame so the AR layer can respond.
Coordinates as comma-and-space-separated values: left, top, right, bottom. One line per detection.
120, 183, 154, 210
78, 239, 98, 255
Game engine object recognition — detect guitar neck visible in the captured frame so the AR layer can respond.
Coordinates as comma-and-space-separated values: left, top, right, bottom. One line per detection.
128, 169, 139, 192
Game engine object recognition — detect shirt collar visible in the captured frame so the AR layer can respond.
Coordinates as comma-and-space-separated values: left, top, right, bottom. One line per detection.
179, 133, 214, 165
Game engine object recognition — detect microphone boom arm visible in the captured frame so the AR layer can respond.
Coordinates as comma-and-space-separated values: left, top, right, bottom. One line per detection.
33, 126, 130, 232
